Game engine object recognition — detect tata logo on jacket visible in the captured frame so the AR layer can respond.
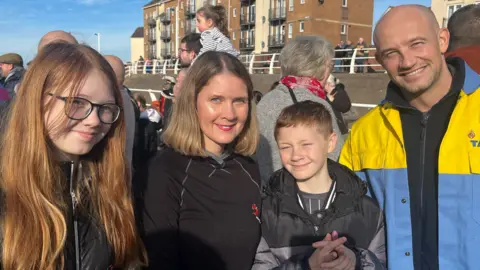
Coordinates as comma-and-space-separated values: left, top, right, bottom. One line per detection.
469, 130, 480, 147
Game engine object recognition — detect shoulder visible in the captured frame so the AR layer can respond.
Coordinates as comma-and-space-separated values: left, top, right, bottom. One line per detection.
350, 104, 384, 133
142, 148, 192, 186
231, 154, 261, 181
256, 86, 290, 114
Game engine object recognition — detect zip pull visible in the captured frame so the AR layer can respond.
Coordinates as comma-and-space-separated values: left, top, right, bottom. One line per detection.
70, 191, 78, 213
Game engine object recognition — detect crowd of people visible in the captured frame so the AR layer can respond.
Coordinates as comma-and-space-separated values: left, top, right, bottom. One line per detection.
0, 3, 478, 270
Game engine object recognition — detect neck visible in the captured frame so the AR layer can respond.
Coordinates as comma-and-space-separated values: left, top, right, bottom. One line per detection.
405, 63, 452, 112
204, 142, 224, 157
296, 163, 332, 194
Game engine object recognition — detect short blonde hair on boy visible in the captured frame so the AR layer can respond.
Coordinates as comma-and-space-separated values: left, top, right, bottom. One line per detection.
274, 100, 333, 139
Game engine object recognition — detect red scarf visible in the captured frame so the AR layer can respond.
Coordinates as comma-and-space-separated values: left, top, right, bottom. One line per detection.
280, 76, 326, 99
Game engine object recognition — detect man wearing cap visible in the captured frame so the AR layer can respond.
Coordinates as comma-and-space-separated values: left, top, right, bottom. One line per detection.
0, 53, 25, 99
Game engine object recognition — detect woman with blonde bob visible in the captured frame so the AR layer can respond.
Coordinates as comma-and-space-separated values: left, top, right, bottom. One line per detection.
136, 51, 261, 270
0, 43, 146, 269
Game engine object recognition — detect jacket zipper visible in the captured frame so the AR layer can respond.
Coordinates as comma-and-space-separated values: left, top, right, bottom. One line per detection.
419, 112, 429, 255
69, 162, 80, 270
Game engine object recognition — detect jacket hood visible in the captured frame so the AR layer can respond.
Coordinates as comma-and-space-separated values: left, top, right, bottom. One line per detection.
265, 159, 367, 202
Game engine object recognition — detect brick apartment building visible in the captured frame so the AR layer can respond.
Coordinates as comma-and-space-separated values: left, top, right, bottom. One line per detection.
142, 0, 374, 60
431, 0, 479, 27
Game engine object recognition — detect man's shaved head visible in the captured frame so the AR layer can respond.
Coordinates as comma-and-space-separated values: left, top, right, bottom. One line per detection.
373, 4, 450, 107
374, 5, 439, 46
104, 55, 125, 88
38, 31, 78, 52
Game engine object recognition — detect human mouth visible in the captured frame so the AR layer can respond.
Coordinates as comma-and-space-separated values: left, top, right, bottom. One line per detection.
75, 131, 97, 141
216, 124, 235, 131
402, 66, 426, 77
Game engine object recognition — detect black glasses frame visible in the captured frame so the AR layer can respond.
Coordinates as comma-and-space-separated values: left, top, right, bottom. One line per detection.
48, 93, 122, 124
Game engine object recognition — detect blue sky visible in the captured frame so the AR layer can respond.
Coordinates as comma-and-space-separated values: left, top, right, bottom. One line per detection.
0, 0, 430, 63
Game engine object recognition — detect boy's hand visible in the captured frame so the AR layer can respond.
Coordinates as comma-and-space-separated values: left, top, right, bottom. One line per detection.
309, 234, 347, 269
319, 245, 356, 270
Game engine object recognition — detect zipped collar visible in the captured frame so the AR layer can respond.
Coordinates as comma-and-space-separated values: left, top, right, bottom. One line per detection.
265, 159, 367, 218
384, 57, 466, 110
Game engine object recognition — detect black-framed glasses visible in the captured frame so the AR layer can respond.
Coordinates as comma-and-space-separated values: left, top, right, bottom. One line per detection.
48, 94, 121, 124
178, 48, 191, 53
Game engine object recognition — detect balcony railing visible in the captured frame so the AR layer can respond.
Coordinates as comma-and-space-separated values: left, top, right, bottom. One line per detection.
240, 13, 256, 25
240, 38, 255, 50
185, 5, 196, 16
148, 35, 156, 43
160, 12, 171, 23
148, 18, 156, 27
269, 7, 286, 21
160, 31, 171, 40
161, 49, 172, 58
240, 0, 255, 4
268, 35, 285, 47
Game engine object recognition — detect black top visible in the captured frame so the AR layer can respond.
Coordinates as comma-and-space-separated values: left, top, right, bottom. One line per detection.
384, 57, 465, 270
134, 147, 262, 270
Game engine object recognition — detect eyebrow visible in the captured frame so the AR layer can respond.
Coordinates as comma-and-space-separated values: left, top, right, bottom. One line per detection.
77, 93, 116, 103
379, 36, 428, 56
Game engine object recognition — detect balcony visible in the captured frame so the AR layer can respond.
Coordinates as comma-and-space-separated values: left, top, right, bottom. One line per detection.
148, 35, 156, 43
268, 35, 285, 48
160, 12, 171, 23
240, 38, 255, 50
240, 13, 256, 25
161, 49, 172, 58
185, 5, 196, 17
240, 0, 255, 5
148, 18, 156, 27
269, 7, 286, 21
160, 31, 171, 40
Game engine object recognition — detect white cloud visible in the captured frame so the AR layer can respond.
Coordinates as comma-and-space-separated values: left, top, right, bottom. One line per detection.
75, 0, 111, 5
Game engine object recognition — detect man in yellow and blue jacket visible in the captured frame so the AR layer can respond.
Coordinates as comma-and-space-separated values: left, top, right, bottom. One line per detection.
340, 5, 480, 270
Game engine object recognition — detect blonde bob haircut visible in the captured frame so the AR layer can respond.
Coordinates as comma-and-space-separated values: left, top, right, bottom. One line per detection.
163, 51, 259, 157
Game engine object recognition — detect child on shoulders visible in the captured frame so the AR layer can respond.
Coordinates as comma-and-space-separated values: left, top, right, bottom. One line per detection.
195, 4, 239, 59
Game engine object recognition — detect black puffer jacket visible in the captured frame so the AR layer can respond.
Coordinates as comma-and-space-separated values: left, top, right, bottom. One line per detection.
61, 162, 114, 270
252, 159, 386, 269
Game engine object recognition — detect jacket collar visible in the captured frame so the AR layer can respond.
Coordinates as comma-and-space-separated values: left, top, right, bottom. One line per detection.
463, 59, 480, 94
384, 57, 466, 109
265, 159, 367, 217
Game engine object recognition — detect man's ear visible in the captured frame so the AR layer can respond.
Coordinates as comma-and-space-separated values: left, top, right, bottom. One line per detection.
438, 28, 450, 54
327, 132, 338, 154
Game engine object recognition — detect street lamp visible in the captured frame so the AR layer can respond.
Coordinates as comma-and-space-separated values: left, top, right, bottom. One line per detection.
94, 33, 101, 53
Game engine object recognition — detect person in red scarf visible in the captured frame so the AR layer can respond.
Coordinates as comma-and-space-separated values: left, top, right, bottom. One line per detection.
446, 4, 480, 74
256, 35, 345, 186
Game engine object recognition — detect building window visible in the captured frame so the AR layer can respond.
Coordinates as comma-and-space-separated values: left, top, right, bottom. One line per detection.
233, 32, 236, 40
241, 31, 244, 40
288, 23, 293, 38
233, 8, 237, 17
299, 21, 304, 32
289, 0, 294, 11
342, 0, 347, 7
447, 4, 463, 19
341, 24, 347, 34
181, 2, 184, 9
300, 0, 305, 4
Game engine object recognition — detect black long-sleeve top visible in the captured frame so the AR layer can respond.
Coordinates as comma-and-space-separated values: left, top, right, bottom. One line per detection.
135, 147, 262, 270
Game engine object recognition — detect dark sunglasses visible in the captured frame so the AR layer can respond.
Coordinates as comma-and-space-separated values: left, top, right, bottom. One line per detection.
48, 93, 121, 124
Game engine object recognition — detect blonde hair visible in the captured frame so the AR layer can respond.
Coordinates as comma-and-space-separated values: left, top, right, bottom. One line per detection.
0, 43, 146, 269
163, 51, 259, 156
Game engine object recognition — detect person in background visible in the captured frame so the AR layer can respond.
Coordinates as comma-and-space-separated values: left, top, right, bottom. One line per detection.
325, 74, 351, 135
173, 68, 187, 102
135, 52, 261, 270
256, 36, 344, 186
355, 38, 367, 73
253, 101, 385, 270
340, 5, 480, 269
343, 41, 353, 72
178, 33, 202, 66
195, 4, 239, 59
446, 4, 480, 73
334, 41, 346, 73
0, 53, 25, 99
0, 42, 146, 269
105, 55, 136, 175
160, 75, 175, 128
38, 30, 78, 52
132, 93, 162, 167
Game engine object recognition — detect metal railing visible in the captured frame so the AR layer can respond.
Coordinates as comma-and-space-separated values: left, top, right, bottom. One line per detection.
240, 38, 255, 49
269, 7, 286, 20
160, 31, 171, 40
125, 48, 385, 76
148, 18, 156, 27
185, 5, 196, 16
240, 13, 256, 25
148, 35, 156, 42
160, 12, 171, 23
268, 35, 285, 47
